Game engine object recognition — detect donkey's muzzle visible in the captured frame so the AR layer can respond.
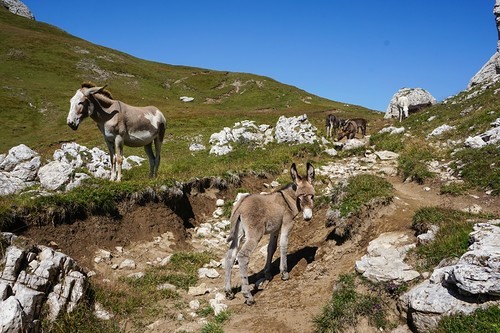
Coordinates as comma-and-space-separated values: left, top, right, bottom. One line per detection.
67, 122, 79, 131
303, 208, 313, 221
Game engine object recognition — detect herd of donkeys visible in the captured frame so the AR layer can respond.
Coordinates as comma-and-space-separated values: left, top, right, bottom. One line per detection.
325, 113, 368, 141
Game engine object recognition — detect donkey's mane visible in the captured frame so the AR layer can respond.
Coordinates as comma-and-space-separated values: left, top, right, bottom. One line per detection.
81, 81, 114, 100
274, 182, 296, 193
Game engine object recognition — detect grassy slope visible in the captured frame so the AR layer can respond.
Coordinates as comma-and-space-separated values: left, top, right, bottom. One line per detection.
0, 7, 379, 162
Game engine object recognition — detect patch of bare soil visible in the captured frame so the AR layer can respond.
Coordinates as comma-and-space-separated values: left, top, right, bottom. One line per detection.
19, 175, 500, 333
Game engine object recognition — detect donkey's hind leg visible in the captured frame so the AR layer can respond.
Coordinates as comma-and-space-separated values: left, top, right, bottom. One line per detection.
237, 238, 259, 305
153, 136, 162, 177
224, 234, 242, 300
143, 143, 155, 178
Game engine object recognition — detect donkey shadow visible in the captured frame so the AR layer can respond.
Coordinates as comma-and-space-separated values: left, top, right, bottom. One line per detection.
245, 246, 318, 294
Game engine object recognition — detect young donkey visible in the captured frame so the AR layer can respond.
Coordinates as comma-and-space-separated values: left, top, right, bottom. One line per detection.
224, 163, 315, 305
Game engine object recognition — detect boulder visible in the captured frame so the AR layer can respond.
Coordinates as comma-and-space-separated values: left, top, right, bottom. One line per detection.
37, 161, 73, 191
385, 88, 436, 119
274, 114, 317, 144
0, 0, 34, 19
355, 232, 420, 284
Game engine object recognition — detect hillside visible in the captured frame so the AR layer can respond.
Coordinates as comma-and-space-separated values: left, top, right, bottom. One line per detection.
1, 5, 499, 333
0, 7, 379, 157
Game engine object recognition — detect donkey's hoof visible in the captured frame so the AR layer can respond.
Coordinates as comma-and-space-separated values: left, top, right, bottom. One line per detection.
255, 277, 269, 290
225, 291, 235, 300
281, 272, 289, 281
244, 298, 255, 306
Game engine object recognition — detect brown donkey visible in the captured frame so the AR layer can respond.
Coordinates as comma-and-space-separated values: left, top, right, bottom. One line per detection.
224, 163, 315, 305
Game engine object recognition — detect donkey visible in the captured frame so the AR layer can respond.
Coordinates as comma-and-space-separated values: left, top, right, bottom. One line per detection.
67, 83, 167, 182
349, 118, 368, 137
337, 120, 358, 141
224, 163, 315, 305
397, 96, 409, 122
325, 113, 340, 138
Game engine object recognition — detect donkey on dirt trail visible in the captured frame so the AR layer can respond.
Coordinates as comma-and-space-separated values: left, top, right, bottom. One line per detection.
67, 83, 167, 182
224, 163, 315, 305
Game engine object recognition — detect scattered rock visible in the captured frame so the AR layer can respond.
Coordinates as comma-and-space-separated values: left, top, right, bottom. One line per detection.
355, 232, 420, 284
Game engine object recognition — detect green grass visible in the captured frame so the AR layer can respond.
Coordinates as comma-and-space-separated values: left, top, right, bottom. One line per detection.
439, 182, 471, 196
397, 140, 436, 184
369, 131, 405, 152
42, 302, 122, 333
332, 174, 394, 217
451, 145, 500, 195
431, 306, 500, 333
313, 274, 390, 333
200, 311, 231, 333
410, 207, 493, 271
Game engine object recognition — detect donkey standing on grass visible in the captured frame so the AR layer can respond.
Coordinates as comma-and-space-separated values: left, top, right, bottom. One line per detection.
224, 163, 315, 305
325, 113, 340, 138
67, 83, 166, 182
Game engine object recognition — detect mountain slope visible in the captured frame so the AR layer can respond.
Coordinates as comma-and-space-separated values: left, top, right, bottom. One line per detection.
0, 7, 378, 155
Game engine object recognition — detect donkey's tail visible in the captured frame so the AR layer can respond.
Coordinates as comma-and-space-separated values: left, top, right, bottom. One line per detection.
226, 213, 241, 248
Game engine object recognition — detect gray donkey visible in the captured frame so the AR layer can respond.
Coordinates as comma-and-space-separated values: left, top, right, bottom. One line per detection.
224, 163, 315, 305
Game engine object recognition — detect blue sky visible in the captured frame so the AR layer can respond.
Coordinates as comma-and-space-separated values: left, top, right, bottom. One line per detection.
23, 1, 497, 112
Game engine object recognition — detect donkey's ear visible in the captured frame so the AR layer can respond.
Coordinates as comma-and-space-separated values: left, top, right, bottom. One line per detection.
290, 163, 299, 183
306, 162, 315, 183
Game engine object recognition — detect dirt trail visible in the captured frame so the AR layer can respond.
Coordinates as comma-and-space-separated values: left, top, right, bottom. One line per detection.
20, 175, 500, 333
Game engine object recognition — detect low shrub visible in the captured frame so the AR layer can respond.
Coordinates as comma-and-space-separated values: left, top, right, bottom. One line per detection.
398, 141, 435, 184
333, 174, 394, 217
313, 274, 389, 332
369, 132, 404, 152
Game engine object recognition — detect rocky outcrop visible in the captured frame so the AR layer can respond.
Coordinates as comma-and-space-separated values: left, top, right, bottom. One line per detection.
0, 232, 88, 333
464, 117, 500, 148
209, 115, 317, 156
0, 144, 40, 196
1, 0, 34, 19
468, 0, 500, 88
399, 221, 500, 333
0, 143, 145, 196
385, 88, 437, 119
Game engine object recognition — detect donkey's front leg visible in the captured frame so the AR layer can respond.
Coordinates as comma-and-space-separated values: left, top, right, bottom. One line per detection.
279, 227, 291, 280
105, 141, 117, 181
114, 137, 124, 182
264, 232, 278, 280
